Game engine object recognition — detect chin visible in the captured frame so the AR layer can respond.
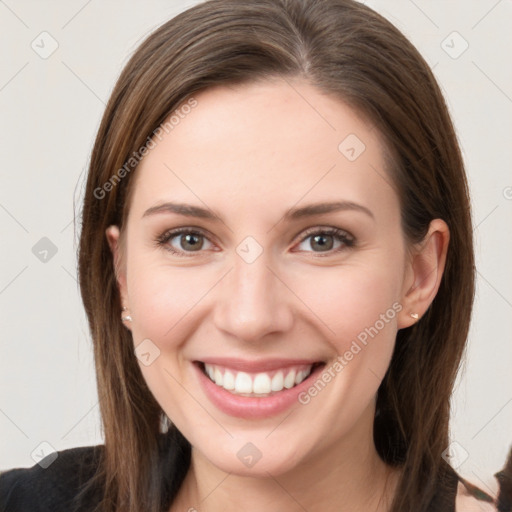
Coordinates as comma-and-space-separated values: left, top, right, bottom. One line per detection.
209, 447, 302, 478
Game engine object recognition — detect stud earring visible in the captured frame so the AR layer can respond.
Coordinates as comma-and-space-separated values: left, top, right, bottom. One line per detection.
410, 312, 419, 320
121, 306, 132, 322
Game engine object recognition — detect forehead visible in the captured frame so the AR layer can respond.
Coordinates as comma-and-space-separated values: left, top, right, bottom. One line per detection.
128, 78, 398, 222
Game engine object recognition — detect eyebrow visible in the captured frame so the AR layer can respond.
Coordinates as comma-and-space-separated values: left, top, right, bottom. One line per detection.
142, 200, 374, 222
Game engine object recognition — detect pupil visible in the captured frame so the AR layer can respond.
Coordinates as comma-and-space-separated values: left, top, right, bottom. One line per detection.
182, 234, 202, 251
313, 234, 333, 251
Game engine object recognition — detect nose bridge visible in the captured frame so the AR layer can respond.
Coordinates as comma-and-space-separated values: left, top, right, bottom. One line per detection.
214, 244, 292, 341
233, 251, 274, 309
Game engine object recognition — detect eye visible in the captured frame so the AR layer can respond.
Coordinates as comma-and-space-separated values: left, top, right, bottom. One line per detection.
294, 227, 355, 255
156, 226, 355, 258
156, 228, 214, 257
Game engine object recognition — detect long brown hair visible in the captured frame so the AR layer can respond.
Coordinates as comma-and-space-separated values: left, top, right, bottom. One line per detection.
77, 1, 474, 510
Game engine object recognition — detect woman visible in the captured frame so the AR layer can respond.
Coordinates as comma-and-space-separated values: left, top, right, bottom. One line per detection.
0, 0, 508, 511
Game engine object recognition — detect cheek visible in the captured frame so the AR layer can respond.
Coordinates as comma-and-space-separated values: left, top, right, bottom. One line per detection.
290, 265, 402, 427
294, 262, 402, 343
127, 257, 213, 341
291, 261, 403, 402
125, 259, 213, 425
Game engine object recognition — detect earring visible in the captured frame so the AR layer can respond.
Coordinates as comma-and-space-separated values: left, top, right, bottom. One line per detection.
121, 306, 132, 322
410, 312, 419, 320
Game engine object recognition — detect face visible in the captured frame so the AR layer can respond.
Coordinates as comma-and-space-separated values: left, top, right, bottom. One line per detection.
107, 78, 421, 477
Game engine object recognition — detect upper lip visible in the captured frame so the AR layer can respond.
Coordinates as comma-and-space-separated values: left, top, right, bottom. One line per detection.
195, 357, 324, 373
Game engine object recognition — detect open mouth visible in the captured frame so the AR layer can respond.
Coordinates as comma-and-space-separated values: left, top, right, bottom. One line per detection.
195, 361, 326, 398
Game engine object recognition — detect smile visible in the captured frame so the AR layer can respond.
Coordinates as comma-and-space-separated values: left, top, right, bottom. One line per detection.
193, 358, 326, 418
200, 362, 319, 396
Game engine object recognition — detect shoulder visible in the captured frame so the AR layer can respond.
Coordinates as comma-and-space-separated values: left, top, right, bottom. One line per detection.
456, 478, 498, 512
0, 444, 104, 512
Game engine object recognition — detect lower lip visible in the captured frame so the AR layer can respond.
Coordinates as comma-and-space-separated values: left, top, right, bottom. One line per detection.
193, 362, 325, 419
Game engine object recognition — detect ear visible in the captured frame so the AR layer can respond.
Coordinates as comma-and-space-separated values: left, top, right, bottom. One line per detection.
105, 225, 129, 307
397, 219, 450, 329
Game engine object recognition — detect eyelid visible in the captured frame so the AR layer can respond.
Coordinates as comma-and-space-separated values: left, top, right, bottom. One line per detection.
296, 225, 354, 243
157, 226, 212, 242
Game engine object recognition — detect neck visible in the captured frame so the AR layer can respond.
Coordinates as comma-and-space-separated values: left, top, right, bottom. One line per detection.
170, 407, 401, 512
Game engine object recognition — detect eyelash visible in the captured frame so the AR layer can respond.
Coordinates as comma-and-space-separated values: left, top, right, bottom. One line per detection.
155, 226, 355, 258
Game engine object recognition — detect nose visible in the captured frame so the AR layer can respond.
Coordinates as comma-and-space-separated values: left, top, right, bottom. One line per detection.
213, 249, 293, 343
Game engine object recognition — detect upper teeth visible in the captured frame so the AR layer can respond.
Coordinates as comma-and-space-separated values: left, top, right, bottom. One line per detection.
204, 363, 313, 396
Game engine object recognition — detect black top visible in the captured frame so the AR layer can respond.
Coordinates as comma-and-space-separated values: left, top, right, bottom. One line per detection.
0, 444, 103, 512
0, 439, 501, 512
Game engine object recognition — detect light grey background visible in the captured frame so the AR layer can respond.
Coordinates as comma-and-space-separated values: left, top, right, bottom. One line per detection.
1, 0, 511, 496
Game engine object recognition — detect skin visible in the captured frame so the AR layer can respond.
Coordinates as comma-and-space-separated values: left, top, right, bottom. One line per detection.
106, 78, 449, 512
